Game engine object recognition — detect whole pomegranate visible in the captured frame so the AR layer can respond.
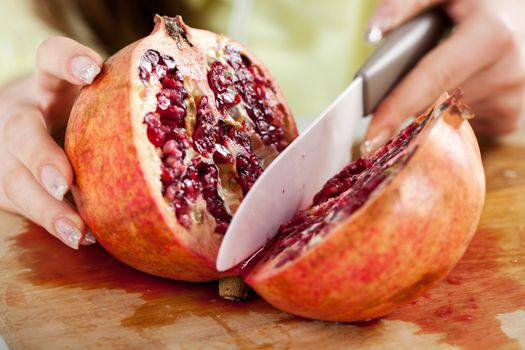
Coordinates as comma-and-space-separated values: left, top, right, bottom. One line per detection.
66, 15, 297, 281
242, 91, 485, 322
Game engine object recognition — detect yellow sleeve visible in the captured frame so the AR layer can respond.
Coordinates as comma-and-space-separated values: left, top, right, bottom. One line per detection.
0, 0, 62, 83
245, 0, 378, 123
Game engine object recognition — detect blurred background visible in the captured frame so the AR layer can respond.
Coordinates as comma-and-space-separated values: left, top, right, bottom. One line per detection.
0, 0, 377, 128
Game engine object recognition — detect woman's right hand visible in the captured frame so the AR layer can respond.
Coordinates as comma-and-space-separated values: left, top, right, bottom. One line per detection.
0, 37, 103, 249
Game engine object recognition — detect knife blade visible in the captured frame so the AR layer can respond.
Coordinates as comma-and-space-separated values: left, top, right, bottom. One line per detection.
216, 9, 451, 271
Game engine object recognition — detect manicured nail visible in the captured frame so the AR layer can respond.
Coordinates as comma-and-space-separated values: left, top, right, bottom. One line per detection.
54, 217, 82, 249
82, 229, 97, 245
364, 5, 394, 44
41, 165, 68, 201
71, 56, 100, 84
365, 25, 383, 45
361, 129, 391, 157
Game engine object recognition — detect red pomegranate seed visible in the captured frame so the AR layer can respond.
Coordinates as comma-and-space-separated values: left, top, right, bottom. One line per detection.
146, 49, 160, 65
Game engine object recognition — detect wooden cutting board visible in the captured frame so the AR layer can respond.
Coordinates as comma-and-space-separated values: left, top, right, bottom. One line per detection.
1, 129, 525, 350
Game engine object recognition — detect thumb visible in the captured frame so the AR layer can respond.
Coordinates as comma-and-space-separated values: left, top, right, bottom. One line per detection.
365, 0, 446, 44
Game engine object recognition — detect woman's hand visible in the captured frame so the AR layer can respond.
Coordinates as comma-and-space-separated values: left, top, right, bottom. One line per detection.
363, 0, 525, 153
0, 37, 103, 249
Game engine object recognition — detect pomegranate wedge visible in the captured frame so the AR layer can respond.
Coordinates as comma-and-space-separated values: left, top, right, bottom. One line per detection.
243, 91, 485, 322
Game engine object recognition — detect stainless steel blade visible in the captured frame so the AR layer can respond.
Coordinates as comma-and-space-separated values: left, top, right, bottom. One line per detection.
216, 78, 363, 271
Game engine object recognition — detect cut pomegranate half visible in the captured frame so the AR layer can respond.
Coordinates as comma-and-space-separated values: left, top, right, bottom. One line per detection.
66, 16, 297, 281
243, 91, 485, 322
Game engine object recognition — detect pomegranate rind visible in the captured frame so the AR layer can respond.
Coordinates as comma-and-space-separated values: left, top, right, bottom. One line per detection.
245, 92, 485, 321
65, 16, 296, 282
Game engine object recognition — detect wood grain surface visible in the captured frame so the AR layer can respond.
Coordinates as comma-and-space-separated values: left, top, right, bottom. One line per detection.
1, 130, 524, 349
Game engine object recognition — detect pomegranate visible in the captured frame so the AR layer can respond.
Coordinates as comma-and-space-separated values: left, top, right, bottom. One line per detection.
242, 91, 485, 322
65, 15, 297, 281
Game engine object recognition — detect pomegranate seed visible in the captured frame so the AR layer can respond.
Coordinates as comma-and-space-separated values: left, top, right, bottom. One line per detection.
163, 139, 180, 155
162, 76, 184, 89
208, 61, 232, 92
159, 105, 186, 125
214, 222, 228, 234
161, 165, 175, 183
139, 66, 150, 81
155, 65, 167, 79
254, 84, 267, 99
182, 178, 197, 198
213, 144, 233, 164
144, 112, 161, 128
178, 214, 192, 228
202, 171, 217, 189
147, 127, 166, 147
165, 184, 177, 201
174, 70, 184, 81
236, 155, 262, 195
349, 157, 368, 174
165, 155, 183, 168
157, 93, 171, 110
146, 49, 160, 65
248, 65, 264, 83
196, 96, 212, 116
161, 54, 176, 69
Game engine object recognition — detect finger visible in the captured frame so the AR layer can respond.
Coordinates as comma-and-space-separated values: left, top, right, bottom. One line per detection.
1, 159, 85, 249
3, 106, 72, 201
365, 12, 514, 144
469, 87, 525, 136
63, 198, 96, 246
35, 36, 103, 91
365, 0, 445, 43
461, 46, 525, 105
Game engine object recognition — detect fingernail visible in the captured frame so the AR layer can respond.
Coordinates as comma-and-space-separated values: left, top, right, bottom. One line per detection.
54, 217, 82, 249
81, 229, 97, 245
365, 25, 383, 45
361, 129, 391, 157
70, 56, 101, 84
364, 5, 394, 44
41, 165, 68, 201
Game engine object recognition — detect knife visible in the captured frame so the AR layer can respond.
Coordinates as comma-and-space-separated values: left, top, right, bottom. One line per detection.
217, 9, 451, 271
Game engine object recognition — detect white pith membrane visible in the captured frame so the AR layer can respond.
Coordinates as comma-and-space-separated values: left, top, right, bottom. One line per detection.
244, 95, 460, 275
132, 26, 292, 248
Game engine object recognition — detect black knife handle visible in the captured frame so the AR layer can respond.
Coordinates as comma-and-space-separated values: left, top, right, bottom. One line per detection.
356, 8, 452, 115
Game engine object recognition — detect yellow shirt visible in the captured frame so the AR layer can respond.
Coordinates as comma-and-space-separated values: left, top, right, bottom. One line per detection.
0, 0, 377, 125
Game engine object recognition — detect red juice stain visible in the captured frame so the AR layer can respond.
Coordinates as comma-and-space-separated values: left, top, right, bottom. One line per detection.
10, 223, 278, 331
387, 228, 525, 349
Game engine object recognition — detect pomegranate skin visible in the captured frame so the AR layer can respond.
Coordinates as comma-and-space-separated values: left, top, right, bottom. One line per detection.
66, 16, 296, 282
245, 93, 485, 321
